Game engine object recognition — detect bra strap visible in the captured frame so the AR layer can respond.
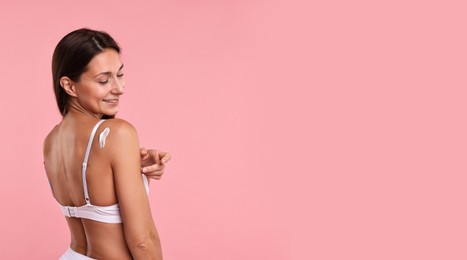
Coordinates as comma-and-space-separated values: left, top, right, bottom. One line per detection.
82, 120, 106, 204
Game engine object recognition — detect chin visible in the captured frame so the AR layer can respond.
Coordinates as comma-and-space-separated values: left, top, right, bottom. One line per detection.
103, 111, 118, 119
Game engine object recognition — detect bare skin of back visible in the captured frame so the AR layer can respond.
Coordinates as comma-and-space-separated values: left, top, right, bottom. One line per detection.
44, 115, 160, 259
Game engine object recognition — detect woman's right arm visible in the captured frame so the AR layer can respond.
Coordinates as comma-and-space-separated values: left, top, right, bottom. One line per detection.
106, 119, 162, 259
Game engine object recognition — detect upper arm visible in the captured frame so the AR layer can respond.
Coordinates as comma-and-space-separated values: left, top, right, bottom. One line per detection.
105, 119, 157, 245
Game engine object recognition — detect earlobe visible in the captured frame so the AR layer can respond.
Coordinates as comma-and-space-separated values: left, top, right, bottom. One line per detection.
60, 76, 78, 97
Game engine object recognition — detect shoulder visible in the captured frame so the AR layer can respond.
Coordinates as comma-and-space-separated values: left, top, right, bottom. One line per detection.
43, 124, 59, 155
99, 119, 140, 154
100, 118, 138, 138
101, 118, 136, 130
100, 119, 141, 166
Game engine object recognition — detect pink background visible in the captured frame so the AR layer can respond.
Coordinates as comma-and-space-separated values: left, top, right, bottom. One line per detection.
0, 0, 466, 259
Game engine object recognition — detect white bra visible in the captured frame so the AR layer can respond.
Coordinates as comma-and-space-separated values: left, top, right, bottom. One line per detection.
59, 120, 149, 224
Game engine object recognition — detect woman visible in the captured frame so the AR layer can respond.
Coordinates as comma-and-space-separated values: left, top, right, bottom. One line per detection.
44, 28, 163, 259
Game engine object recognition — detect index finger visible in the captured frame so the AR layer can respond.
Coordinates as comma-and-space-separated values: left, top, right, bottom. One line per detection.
160, 152, 171, 164
140, 147, 148, 155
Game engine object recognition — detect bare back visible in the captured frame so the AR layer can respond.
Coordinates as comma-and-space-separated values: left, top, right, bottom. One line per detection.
44, 117, 132, 259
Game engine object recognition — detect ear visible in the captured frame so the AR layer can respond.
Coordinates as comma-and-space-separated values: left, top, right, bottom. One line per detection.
60, 76, 78, 97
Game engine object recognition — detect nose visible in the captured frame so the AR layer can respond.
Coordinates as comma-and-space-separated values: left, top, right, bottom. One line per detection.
111, 77, 125, 94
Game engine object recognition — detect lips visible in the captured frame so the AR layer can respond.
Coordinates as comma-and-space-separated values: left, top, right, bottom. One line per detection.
103, 99, 119, 104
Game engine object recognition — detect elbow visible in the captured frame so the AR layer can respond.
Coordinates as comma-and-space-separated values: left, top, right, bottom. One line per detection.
128, 235, 151, 250
127, 233, 162, 258
135, 241, 149, 251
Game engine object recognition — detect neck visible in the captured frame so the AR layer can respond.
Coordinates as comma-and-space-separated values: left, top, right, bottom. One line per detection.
66, 100, 103, 119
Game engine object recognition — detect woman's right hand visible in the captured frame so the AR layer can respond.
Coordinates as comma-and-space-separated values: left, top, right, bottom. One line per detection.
140, 148, 171, 180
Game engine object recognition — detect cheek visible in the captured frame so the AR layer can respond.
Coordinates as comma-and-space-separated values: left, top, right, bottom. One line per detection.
77, 85, 108, 101
88, 85, 109, 97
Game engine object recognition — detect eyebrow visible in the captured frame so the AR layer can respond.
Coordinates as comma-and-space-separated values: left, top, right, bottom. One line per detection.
94, 64, 124, 77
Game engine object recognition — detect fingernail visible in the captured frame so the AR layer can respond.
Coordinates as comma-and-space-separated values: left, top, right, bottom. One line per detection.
142, 168, 147, 173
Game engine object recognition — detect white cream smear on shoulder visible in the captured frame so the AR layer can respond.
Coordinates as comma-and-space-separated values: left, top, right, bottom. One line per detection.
99, 127, 110, 148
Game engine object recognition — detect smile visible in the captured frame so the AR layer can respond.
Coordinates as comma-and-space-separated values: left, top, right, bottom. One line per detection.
103, 99, 119, 104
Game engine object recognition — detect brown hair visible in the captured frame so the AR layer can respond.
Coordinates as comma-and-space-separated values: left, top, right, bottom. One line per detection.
51, 28, 121, 116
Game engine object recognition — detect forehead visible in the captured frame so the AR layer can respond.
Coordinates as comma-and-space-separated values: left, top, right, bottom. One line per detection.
85, 48, 122, 74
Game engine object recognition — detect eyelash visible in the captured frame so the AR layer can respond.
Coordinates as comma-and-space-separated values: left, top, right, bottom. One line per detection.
99, 74, 124, 85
